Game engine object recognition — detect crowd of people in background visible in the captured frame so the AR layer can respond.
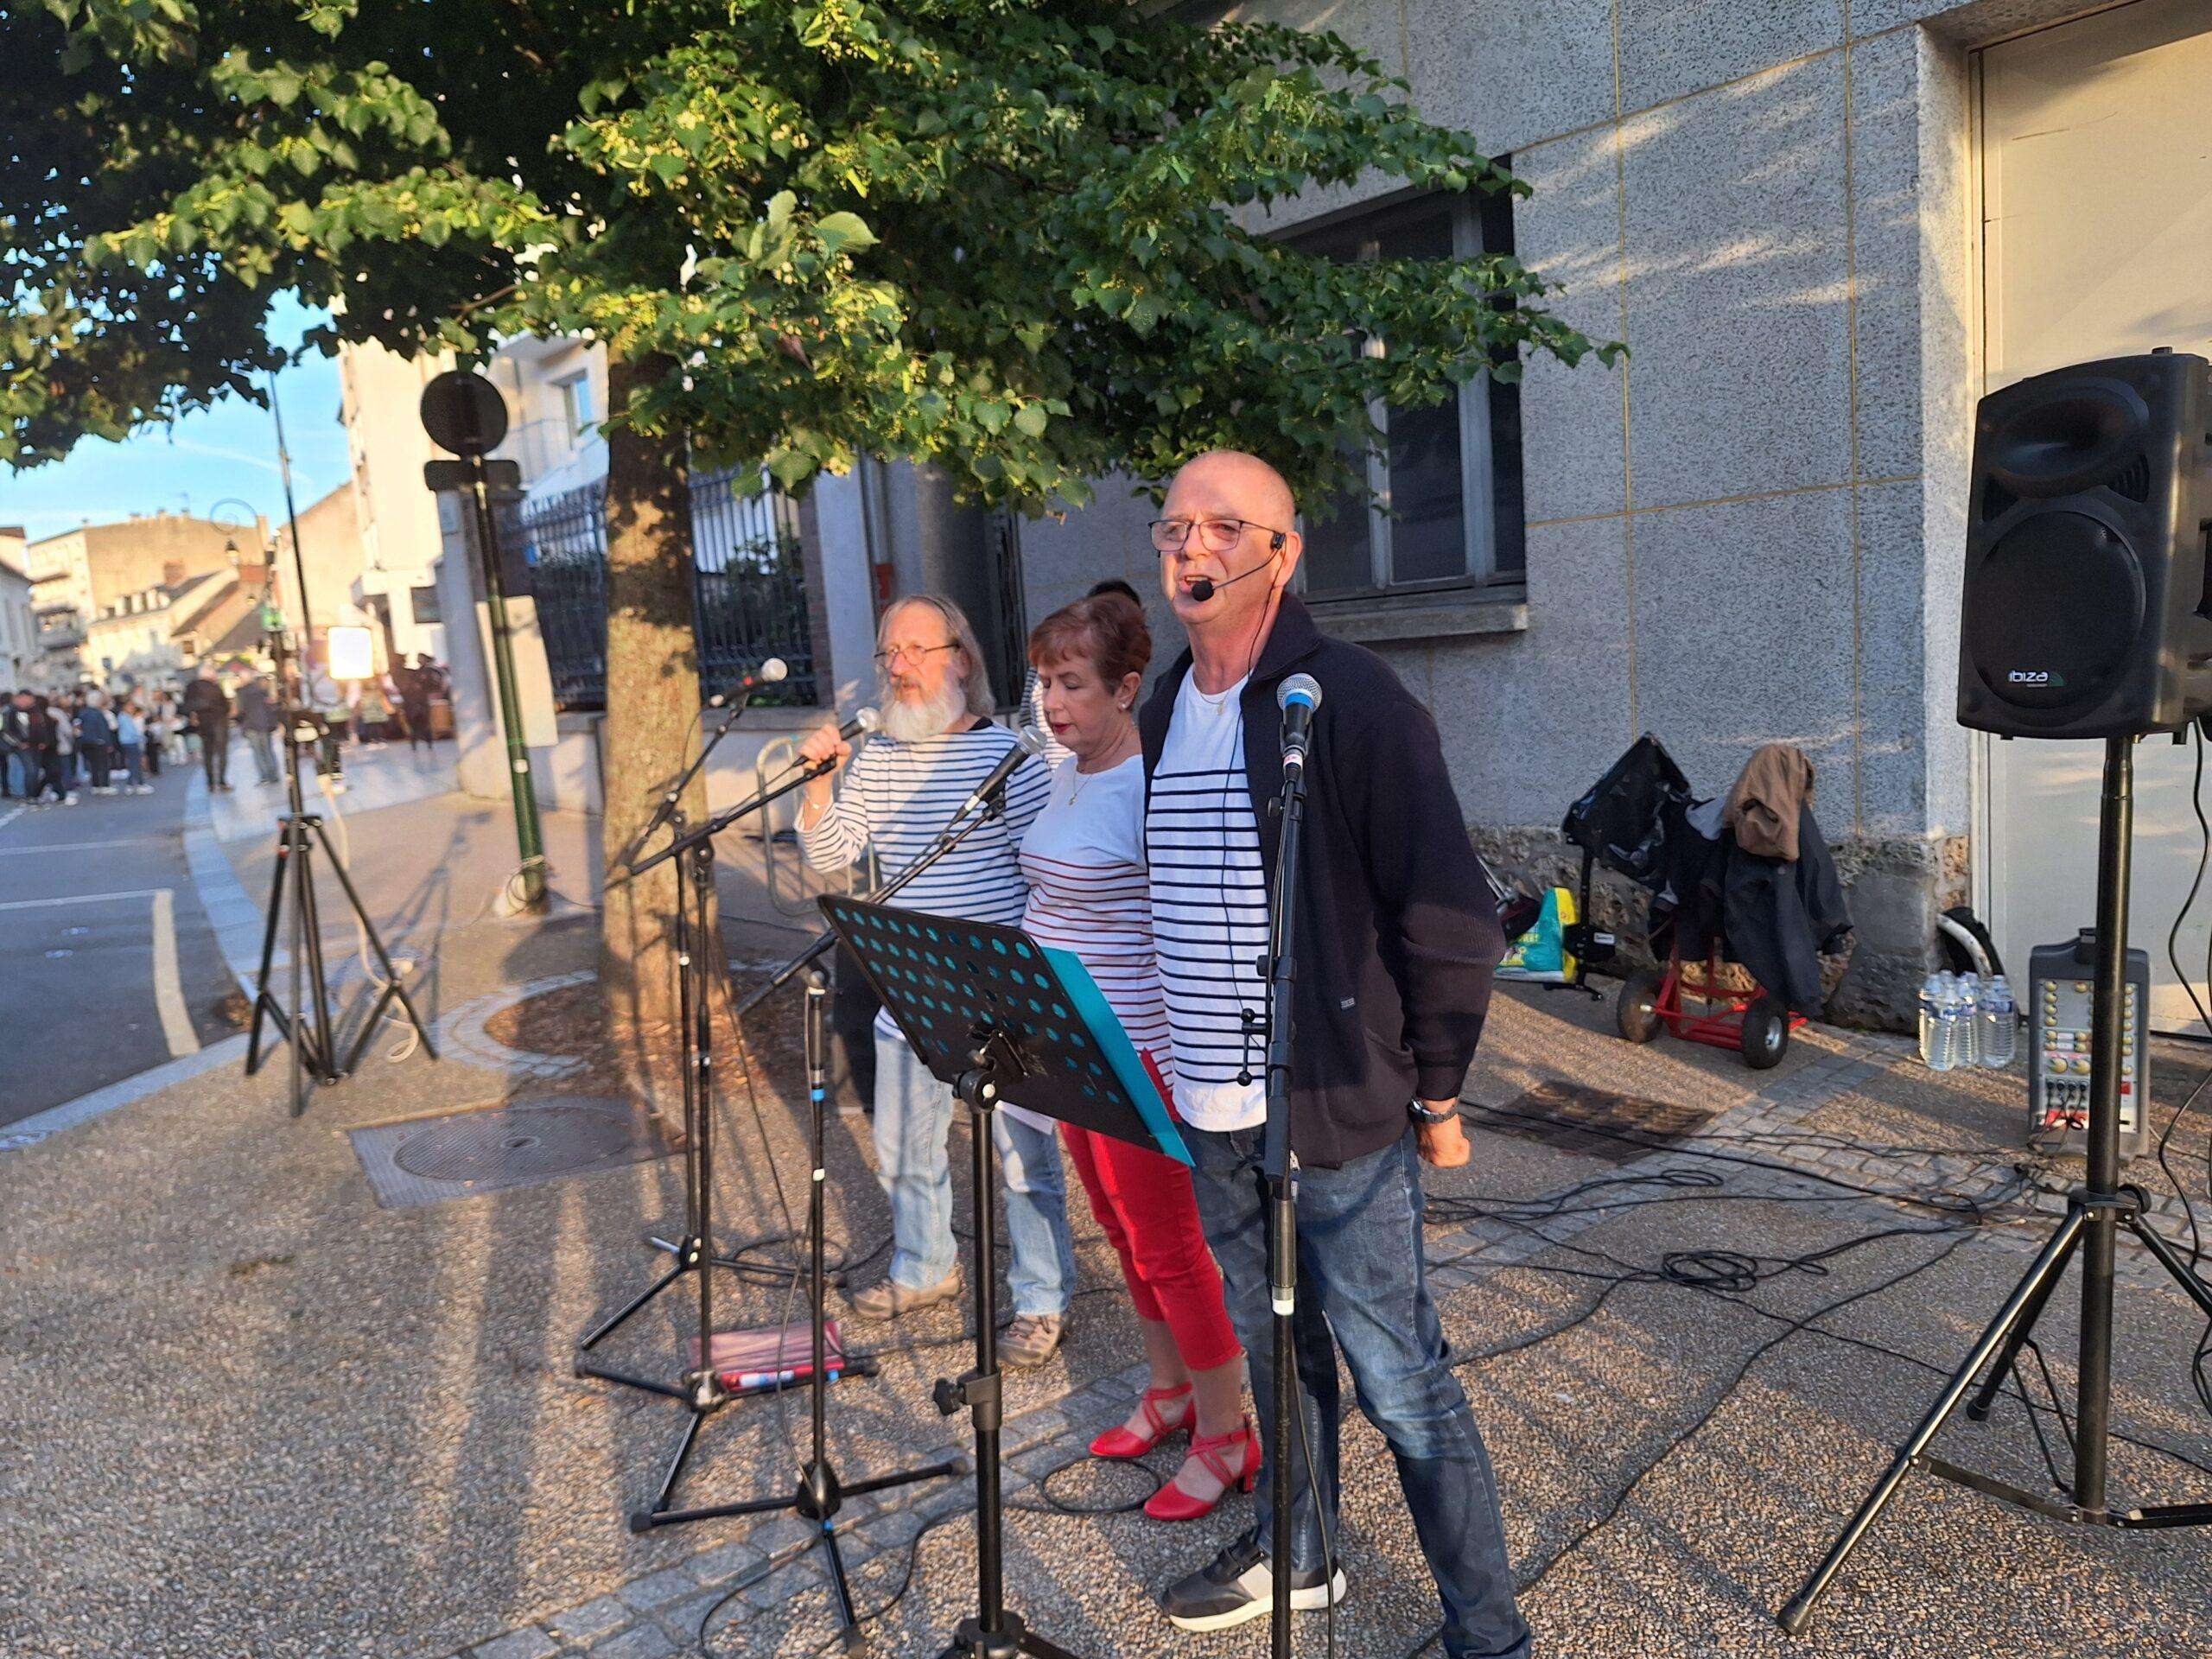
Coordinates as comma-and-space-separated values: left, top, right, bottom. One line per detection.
0, 652, 450, 808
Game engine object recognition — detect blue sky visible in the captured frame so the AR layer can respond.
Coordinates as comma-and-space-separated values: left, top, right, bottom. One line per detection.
0, 292, 353, 546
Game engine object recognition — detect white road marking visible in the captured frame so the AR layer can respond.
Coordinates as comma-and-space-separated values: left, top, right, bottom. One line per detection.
0, 836, 166, 858
0, 806, 24, 832
0, 887, 200, 1059
0, 887, 172, 911
149, 888, 199, 1058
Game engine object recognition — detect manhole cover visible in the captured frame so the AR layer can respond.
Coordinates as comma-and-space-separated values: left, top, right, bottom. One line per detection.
350, 1096, 672, 1208
1484, 1081, 1713, 1166
392, 1103, 636, 1182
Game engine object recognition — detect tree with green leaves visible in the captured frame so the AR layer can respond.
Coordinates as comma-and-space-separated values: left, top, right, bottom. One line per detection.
6, 0, 1617, 1027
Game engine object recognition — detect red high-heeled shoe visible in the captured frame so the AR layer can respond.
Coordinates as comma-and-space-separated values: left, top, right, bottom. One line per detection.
1144, 1416, 1262, 1522
1090, 1383, 1194, 1459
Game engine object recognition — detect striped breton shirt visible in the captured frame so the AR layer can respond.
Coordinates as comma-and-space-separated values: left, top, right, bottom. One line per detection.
1019, 754, 1171, 1084
798, 720, 1052, 1041
1019, 669, 1075, 769
1143, 671, 1268, 1133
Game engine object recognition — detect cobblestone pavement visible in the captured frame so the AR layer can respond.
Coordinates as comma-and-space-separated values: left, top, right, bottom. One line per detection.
427, 1021, 2212, 1659
7, 780, 2209, 1659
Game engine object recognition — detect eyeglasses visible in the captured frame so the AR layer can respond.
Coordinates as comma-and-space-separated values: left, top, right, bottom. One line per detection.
874, 642, 961, 670
1148, 517, 1287, 554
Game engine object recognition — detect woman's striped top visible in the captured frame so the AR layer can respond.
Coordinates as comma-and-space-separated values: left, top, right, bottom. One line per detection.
1018, 755, 1172, 1086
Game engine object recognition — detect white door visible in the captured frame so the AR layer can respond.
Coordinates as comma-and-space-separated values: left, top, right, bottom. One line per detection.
1976, 0, 2212, 1032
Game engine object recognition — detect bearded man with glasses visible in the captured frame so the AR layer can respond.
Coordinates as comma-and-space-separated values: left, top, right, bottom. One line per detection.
795, 593, 1077, 1368
1141, 451, 1529, 1656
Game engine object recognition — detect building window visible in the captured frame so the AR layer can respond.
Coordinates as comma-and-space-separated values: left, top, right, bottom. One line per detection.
1284, 190, 1527, 601
556, 373, 595, 446
409, 584, 442, 626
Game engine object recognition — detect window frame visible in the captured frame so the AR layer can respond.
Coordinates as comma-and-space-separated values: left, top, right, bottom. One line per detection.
1281, 191, 1523, 606
555, 372, 596, 446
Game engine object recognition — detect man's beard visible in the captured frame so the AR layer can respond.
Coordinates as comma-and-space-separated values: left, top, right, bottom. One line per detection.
879, 676, 966, 744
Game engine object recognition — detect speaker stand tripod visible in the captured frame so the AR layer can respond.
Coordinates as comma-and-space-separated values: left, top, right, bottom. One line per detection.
245, 677, 435, 1117
1782, 735, 2212, 1634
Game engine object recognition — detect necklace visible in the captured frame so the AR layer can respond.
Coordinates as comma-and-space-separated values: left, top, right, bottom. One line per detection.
1192, 676, 1238, 710
1069, 726, 1137, 802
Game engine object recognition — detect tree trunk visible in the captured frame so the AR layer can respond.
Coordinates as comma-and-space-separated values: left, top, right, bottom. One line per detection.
599, 349, 714, 1033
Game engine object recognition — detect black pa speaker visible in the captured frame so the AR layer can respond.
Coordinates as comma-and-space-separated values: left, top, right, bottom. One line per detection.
1957, 351, 2212, 739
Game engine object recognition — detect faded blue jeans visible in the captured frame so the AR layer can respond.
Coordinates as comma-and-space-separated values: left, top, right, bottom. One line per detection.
873, 1030, 1077, 1318
1185, 1124, 1532, 1659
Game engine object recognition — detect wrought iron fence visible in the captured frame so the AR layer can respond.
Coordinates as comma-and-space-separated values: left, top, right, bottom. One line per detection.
517, 466, 816, 711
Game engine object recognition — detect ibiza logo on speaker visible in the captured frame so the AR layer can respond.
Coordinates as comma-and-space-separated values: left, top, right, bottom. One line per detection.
2005, 670, 2062, 686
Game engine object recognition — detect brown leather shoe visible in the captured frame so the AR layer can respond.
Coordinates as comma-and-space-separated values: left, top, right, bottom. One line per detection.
846, 1268, 963, 1321
1001, 1313, 1065, 1370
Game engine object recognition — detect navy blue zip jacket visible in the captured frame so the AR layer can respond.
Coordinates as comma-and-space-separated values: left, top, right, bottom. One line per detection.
1138, 594, 1506, 1169
76, 705, 115, 747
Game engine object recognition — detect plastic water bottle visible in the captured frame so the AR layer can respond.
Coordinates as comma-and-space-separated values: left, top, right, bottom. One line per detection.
1981, 976, 2017, 1068
1956, 973, 1981, 1069
1918, 975, 1943, 1065
1929, 984, 1958, 1071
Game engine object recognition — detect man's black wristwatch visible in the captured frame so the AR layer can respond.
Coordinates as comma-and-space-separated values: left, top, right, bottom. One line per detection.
1408, 1098, 1456, 1126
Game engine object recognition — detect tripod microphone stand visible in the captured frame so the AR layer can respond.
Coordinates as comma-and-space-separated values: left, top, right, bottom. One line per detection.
581, 730, 1010, 1535
1782, 734, 2212, 1633
244, 607, 435, 1116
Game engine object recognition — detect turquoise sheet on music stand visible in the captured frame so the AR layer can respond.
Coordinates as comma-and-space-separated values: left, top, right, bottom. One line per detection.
1039, 945, 1191, 1167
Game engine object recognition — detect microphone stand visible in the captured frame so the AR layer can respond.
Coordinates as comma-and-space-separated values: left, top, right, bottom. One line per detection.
582, 768, 1014, 1534
1262, 730, 1319, 1656
618, 747, 836, 886
609, 690, 753, 880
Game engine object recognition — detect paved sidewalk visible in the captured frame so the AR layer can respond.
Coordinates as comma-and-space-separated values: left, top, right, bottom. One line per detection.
2, 767, 2208, 1659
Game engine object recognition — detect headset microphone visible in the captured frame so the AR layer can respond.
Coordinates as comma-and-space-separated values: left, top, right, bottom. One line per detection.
1187, 557, 1274, 605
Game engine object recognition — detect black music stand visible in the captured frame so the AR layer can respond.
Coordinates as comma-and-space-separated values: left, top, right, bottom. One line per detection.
818, 895, 1190, 1659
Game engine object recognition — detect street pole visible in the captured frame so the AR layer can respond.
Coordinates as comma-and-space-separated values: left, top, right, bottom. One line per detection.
268, 377, 316, 667
465, 457, 548, 911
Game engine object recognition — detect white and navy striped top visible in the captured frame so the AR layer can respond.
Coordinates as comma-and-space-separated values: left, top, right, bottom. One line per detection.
1020, 669, 1075, 769
1143, 672, 1268, 1133
798, 721, 1052, 1039
1020, 755, 1172, 1090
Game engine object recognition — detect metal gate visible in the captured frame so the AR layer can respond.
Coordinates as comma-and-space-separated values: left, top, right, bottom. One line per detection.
518, 467, 817, 710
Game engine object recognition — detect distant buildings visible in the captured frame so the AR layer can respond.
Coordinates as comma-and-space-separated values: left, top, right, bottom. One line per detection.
0, 528, 35, 687
19, 511, 254, 690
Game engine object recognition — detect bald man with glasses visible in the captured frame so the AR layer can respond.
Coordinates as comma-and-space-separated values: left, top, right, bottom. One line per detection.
1140, 451, 1528, 1656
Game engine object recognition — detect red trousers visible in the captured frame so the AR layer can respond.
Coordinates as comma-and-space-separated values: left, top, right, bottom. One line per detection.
1061, 1123, 1241, 1374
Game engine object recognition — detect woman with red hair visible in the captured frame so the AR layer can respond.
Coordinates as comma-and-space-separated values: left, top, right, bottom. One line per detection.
1020, 589, 1256, 1522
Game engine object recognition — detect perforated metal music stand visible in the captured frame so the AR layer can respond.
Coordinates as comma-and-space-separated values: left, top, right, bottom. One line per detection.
818, 895, 1189, 1659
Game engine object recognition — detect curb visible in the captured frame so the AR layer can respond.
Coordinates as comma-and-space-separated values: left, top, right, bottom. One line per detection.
0, 1034, 251, 1154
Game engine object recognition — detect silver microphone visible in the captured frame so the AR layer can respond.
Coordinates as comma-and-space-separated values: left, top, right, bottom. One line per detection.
957, 723, 1049, 819
1278, 673, 1322, 772
706, 657, 791, 708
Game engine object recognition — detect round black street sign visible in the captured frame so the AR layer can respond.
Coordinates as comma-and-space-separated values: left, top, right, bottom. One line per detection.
419, 369, 510, 458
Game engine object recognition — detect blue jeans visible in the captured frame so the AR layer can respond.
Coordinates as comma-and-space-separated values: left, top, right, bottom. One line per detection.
1185, 1125, 1531, 1659
873, 1030, 1076, 1317
120, 742, 143, 786
245, 728, 278, 785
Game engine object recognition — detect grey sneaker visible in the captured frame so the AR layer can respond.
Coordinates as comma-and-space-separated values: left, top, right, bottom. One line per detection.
1001, 1313, 1065, 1370
846, 1268, 962, 1321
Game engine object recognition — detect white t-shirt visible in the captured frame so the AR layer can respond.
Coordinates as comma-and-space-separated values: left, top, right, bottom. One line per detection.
1143, 673, 1268, 1132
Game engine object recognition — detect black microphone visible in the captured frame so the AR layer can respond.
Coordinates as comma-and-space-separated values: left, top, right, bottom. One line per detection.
1187, 559, 1274, 605
1278, 673, 1321, 772
706, 657, 789, 709
829, 704, 881, 749
956, 724, 1049, 819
